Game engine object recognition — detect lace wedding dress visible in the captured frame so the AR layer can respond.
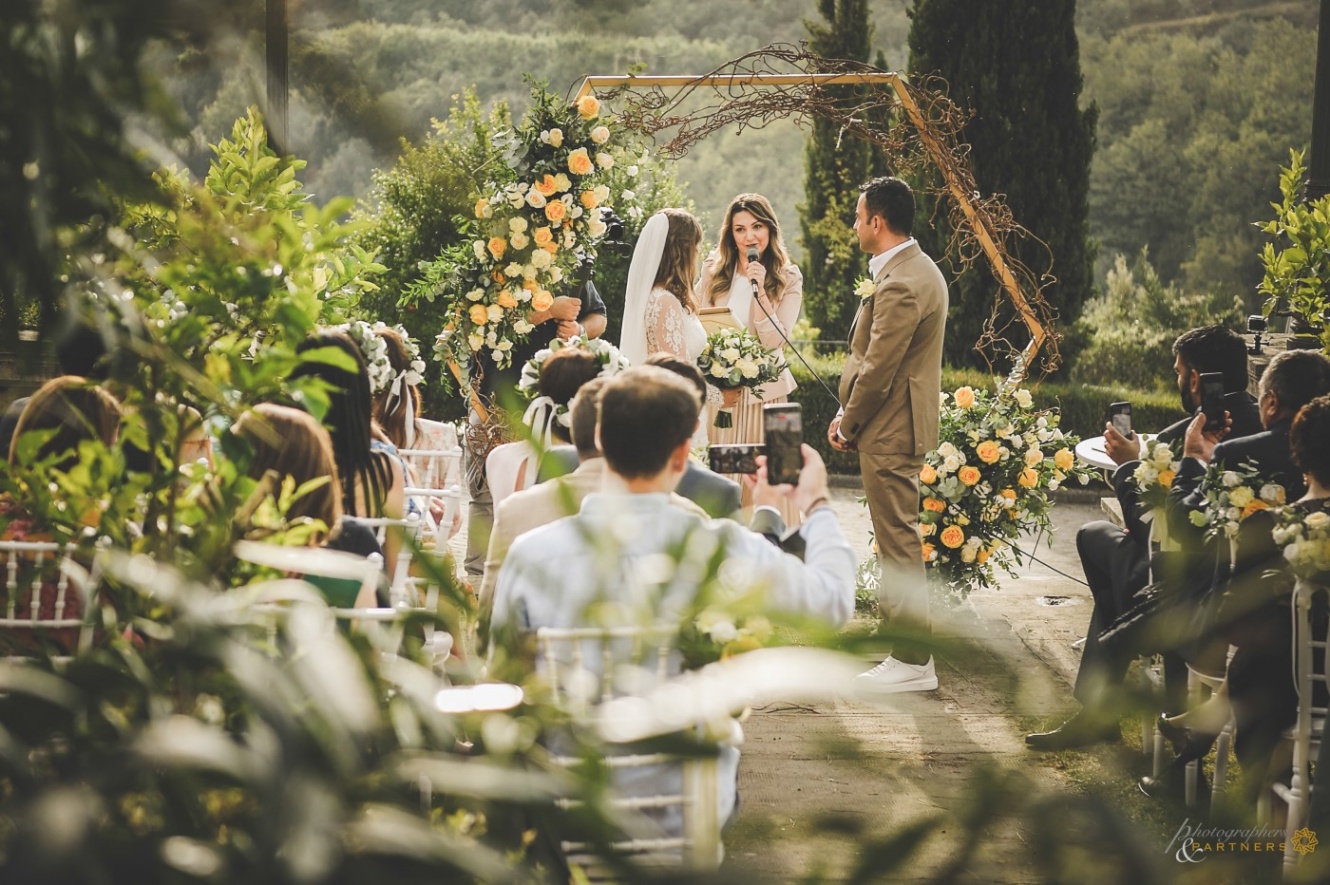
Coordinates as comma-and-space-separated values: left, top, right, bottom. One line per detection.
644, 288, 712, 447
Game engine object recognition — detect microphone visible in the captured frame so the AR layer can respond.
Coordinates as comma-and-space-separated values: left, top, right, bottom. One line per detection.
746, 247, 761, 298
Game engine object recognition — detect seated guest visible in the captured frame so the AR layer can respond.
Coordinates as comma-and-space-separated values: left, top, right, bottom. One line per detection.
2, 377, 121, 653
1140, 393, 1330, 800
232, 403, 383, 608
477, 377, 707, 640
643, 354, 743, 520
489, 366, 855, 839
487, 347, 601, 507
1027, 325, 1259, 749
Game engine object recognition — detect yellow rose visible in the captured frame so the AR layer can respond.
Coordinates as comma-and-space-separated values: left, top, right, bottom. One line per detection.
954, 386, 976, 408
496, 289, 518, 310
1053, 448, 1074, 471
474, 198, 490, 219
999, 488, 1017, 503
532, 226, 553, 246
976, 547, 992, 565
920, 463, 938, 484
542, 241, 559, 255
921, 542, 937, 563
939, 524, 965, 549
487, 237, 507, 260
923, 497, 946, 513
531, 289, 554, 312
576, 95, 600, 119
976, 440, 1001, 464
545, 199, 568, 223
567, 148, 594, 176
468, 304, 489, 326
534, 174, 559, 196
1157, 469, 1175, 488
1018, 467, 1038, 488
958, 465, 981, 486
580, 189, 599, 209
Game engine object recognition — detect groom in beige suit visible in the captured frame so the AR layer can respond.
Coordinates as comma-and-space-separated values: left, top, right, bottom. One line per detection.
829, 176, 948, 692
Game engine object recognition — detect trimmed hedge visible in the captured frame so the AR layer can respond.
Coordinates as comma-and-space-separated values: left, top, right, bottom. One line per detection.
788, 352, 1185, 475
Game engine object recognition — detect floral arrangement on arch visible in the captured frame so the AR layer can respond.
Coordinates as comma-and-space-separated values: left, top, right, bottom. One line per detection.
885, 384, 1092, 597
406, 84, 642, 372
1187, 459, 1286, 541
1272, 507, 1330, 580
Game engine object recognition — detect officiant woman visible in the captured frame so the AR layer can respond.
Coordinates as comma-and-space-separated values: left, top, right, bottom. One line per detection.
697, 193, 803, 518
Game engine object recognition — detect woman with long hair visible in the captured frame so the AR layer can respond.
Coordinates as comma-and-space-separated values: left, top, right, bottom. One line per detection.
697, 194, 803, 517
232, 403, 382, 608
290, 329, 405, 521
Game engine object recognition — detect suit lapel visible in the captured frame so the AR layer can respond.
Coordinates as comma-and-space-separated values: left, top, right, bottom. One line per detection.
850, 243, 920, 343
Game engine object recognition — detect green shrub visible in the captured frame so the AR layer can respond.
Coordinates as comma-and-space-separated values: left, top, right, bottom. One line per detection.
790, 352, 1185, 475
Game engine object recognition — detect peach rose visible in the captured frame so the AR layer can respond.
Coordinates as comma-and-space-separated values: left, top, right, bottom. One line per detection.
474, 198, 490, 218
567, 148, 594, 176
923, 497, 946, 513
576, 95, 600, 119
939, 524, 965, 549
1018, 467, 1038, 488
1157, 469, 1175, 488
487, 237, 507, 260
920, 463, 938, 484
531, 289, 555, 312
976, 440, 1001, 464
976, 547, 991, 565
958, 465, 981, 486
533, 226, 554, 246
1242, 499, 1271, 519
922, 542, 937, 563
954, 386, 976, 408
534, 174, 559, 196
496, 289, 518, 309
919, 522, 937, 537
545, 199, 568, 223
580, 189, 599, 209
542, 241, 559, 255
1053, 448, 1074, 471
491, 269, 506, 283
468, 304, 489, 326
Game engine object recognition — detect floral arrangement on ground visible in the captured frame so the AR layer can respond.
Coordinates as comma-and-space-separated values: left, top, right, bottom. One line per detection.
858, 384, 1093, 601
405, 82, 645, 373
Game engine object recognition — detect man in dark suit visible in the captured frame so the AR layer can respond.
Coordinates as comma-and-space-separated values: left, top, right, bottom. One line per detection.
1028, 325, 1261, 749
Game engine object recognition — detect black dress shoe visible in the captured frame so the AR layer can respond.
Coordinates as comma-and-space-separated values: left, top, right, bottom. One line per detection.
1155, 714, 1217, 762
1139, 756, 1212, 803
1025, 712, 1120, 750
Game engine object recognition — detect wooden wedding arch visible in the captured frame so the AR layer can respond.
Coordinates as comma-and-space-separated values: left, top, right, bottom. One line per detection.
574, 47, 1060, 385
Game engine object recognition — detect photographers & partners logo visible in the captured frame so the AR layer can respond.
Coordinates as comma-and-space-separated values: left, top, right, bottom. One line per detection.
1165, 819, 1315, 862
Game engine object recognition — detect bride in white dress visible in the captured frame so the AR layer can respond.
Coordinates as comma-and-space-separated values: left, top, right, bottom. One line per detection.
619, 210, 725, 445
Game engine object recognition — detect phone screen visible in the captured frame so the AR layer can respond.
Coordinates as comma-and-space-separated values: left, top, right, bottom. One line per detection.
1109, 402, 1132, 437
763, 404, 803, 486
1200, 373, 1226, 433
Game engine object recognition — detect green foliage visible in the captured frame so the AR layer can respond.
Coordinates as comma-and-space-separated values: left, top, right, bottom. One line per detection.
1070, 248, 1244, 390
0, 0, 171, 346
1082, 17, 1314, 298
1258, 149, 1330, 350
908, 0, 1097, 370
798, 0, 891, 342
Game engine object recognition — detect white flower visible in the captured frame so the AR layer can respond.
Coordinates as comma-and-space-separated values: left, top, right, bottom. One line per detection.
1260, 483, 1285, 504
596, 152, 613, 169
593, 184, 611, 203
554, 173, 572, 191
510, 232, 529, 250
1285, 543, 1303, 563
1305, 511, 1330, 532
1013, 389, 1033, 408
710, 363, 727, 378
529, 249, 552, 269
937, 442, 958, 458
465, 288, 484, 302
467, 333, 485, 351
587, 218, 607, 237
720, 347, 740, 362
496, 339, 513, 352
473, 240, 487, 260
507, 190, 525, 208
505, 262, 523, 277
1049, 479, 1061, 491
1221, 471, 1242, 488
626, 164, 639, 177
522, 264, 538, 280
549, 266, 564, 284
525, 190, 547, 208
541, 128, 563, 147
621, 188, 636, 201
486, 304, 504, 323
738, 359, 759, 379
942, 454, 962, 474
1035, 416, 1048, 429
590, 126, 610, 144
708, 619, 738, 644
509, 217, 529, 233
513, 320, 535, 335
1152, 443, 1174, 462
1024, 448, 1043, 467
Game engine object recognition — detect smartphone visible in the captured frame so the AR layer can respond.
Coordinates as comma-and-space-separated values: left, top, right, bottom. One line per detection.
1108, 401, 1132, 438
763, 403, 804, 486
708, 443, 763, 475
1199, 372, 1226, 433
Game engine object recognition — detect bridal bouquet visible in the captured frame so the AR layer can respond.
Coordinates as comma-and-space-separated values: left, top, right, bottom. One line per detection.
1188, 459, 1286, 541
695, 327, 784, 428
1272, 507, 1330, 580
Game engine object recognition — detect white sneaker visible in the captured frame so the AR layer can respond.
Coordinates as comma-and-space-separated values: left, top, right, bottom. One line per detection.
855, 656, 938, 693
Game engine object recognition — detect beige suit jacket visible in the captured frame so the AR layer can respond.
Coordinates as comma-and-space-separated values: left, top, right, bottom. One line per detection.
478, 458, 707, 613
837, 243, 948, 456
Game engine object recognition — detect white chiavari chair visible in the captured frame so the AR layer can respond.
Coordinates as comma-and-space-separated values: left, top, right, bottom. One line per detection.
0, 539, 97, 664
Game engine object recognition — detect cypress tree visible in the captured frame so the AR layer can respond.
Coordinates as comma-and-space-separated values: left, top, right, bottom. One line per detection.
799, 0, 890, 343
907, 0, 1096, 369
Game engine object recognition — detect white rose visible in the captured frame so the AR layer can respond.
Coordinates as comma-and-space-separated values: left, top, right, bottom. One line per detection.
937, 442, 958, 458
509, 217, 528, 233
465, 288, 484, 302
509, 232, 529, 249
1285, 543, 1302, 563
626, 164, 638, 177
473, 240, 486, 260
529, 249, 552, 269
960, 546, 977, 563
593, 184, 611, 202
525, 190, 547, 208
486, 304, 504, 323
587, 218, 607, 237
720, 347, 740, 362
709, 619, 738, 644
521, 264, 538, 280
513, 320, 535, 335
1048, 479, 1061, 491
1152, 443, 1173, 462
549, 266, 564, 283
942, 454, 962, 474
1013, 389, 1033, 408
545, 128, 563, 147
1260, 483, 1284, 504
590, 126, 610, 144
570, 206, 584, 219
1305, 511, 1330, 531
710, 363, 727, 378
505, 262, 523, 277
507, 191, 525, 208
467, 334, 484, 351
1024, 448, 1043, 467
596, 152, 613, 169
1035, 416, 1048, 429
1222, 471, 1241, 488
738, 359, 759, 380
621, 188, 636, 201
554, 173, 571, 192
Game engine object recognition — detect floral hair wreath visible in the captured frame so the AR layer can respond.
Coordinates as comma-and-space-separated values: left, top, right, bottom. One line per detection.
517, 335, 631, 430
370, 321, 427, 392
338, 320, 395, 396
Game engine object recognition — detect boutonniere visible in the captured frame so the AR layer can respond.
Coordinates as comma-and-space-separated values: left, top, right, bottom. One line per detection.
855, 277, 876, 300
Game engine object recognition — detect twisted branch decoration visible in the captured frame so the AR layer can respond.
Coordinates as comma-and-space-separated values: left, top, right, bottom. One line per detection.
575, 44, 1061, 382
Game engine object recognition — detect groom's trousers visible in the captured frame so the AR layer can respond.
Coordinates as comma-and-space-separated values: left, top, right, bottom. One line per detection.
860, 449, 929, 653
